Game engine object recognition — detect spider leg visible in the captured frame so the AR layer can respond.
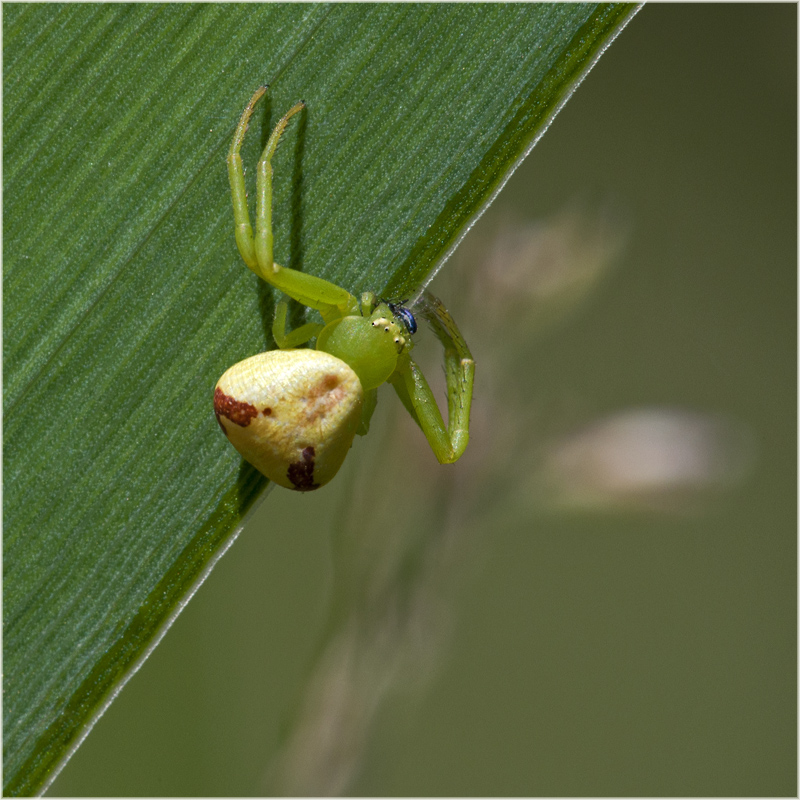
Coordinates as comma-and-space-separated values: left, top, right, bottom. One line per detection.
227, 88, 358, 322
272, 301, 325, 349
388, 305, 474, 465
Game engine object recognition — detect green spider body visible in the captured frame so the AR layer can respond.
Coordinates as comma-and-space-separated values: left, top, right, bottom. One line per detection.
315, 301, 407, 391
214, 87, 474, 491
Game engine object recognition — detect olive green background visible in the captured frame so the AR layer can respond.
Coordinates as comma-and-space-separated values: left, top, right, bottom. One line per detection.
51, 4, 795, 796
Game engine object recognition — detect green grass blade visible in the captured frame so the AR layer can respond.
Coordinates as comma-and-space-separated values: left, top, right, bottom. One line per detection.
3, 4, 638, 794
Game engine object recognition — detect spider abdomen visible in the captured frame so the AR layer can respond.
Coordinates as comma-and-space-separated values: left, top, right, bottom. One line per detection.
215, 349, 363, 491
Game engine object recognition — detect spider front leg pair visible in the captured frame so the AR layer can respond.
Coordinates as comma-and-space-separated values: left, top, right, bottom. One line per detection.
226, 85, 359, 321
215, 87, 474, 490
389, 292, 475, 464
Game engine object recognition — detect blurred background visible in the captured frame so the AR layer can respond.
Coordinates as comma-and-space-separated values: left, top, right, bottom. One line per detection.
52, 5, 795, 796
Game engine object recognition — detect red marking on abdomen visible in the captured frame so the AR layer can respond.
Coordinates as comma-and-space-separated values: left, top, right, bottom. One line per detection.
214, 387, 258, 431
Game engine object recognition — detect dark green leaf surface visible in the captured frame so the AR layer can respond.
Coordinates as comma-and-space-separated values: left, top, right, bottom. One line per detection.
3, 4, 637, 794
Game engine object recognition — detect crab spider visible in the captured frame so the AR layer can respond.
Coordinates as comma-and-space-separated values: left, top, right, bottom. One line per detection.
214, 87, 475, 491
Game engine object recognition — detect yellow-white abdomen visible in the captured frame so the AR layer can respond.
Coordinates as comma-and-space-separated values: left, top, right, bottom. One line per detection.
214, 350, 363, 491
